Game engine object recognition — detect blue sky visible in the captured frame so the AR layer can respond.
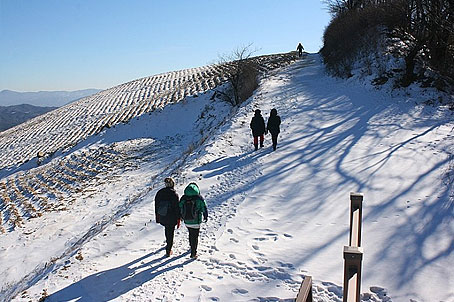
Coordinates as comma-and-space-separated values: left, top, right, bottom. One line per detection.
0, 0, 331, 92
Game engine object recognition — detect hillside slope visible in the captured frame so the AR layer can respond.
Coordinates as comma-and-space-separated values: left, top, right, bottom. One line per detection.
1, 54, 453, 302
0, 53, 297, 176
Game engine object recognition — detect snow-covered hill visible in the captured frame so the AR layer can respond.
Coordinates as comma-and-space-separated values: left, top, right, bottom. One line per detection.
1, 53, 453, 302
0, 53, 296, 176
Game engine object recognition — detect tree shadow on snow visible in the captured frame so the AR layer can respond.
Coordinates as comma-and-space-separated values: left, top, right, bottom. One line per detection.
45, 248, 193, 302
282, 59, 453, 283
201, 56, 454, 291
194, 148, 270, 179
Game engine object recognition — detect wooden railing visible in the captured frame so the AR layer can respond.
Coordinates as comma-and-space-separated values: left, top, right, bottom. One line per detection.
295, 275, 313, 302
295, 193, 364, 302
343, 192, 364, 302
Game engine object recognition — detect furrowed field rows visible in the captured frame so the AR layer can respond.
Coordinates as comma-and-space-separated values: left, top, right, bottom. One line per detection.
0, 52, 297, 171
0, 146, 132, 233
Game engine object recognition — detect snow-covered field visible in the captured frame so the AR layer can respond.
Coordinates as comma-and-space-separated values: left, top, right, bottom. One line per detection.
0, 53, 296, 175
1, 53, 453, 302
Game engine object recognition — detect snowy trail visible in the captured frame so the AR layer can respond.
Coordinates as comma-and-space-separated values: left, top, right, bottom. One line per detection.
8, 54, 454, 302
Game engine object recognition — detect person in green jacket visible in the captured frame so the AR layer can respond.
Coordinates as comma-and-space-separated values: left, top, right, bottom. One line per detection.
179, 182, 208, 259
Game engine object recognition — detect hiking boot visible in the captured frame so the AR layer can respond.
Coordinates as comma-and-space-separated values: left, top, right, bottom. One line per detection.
165, 250, 173, 257
190, 253, 198, 259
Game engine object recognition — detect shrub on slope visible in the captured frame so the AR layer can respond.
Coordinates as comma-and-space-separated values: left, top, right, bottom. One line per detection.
320, 0, 454, 98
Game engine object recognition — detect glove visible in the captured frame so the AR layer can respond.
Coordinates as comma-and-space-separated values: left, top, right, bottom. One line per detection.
203, 216, 208, 223
177, 219, 181, 229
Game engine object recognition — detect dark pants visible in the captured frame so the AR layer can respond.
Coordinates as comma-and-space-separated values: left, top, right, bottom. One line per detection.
253, 135, 264, 150
271, 134, 278, 150
165, 225, 175, 254
187, 227, 200, 257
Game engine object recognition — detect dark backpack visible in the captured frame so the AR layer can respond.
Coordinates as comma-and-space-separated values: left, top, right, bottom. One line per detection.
182, 198, 197, 220
157, 200, 170, 217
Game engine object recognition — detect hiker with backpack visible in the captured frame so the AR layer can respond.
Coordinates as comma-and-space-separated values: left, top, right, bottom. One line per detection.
266, 108, 281, 151
250, 109, 266, 151
179, 182, 208, 259
155, 177, 181, 257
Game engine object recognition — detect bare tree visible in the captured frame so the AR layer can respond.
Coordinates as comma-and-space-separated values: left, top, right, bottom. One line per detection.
217, 44, 260, 106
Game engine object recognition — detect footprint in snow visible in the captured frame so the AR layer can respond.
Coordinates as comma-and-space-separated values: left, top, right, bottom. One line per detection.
254, 237, 267, 241
252, 245, 260, 250
230, 238, 239, 243
265, 232, 278, 236
256, 266, 271, 271
278, 262, 294, 268
232, 288, 249, 295
201, 285, 212, 291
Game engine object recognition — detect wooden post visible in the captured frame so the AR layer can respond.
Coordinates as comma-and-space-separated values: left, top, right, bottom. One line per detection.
343, 192, 364, 302
343, 246, 363, 302
349, 193, 363, 247
296, 275, 313, 302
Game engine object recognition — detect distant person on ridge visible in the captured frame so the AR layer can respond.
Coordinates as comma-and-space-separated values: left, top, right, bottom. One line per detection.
155, 177, 180, 257
297, 42, 304, 57
266, 108, 281, 151
179, 182, 208, 259
250, 109, 266, 151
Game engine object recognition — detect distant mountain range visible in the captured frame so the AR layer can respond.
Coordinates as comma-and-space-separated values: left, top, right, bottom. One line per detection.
0, 89, 102, 107
0, 89, 102, 132
0, 104, 58, 132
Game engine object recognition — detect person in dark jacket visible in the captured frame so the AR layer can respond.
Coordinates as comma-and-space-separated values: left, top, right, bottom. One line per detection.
155, 177, 180, 257
297, 42, 304, 57
250, 109, 266, 151
267, 108, 281, 151
179, 182, 208, 259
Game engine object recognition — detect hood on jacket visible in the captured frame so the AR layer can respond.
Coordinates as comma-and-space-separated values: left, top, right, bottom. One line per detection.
184, 183, 200, 196
270, 108, 277, 116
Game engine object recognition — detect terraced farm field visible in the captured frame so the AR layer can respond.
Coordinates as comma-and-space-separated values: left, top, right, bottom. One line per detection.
0, 146, 133, 233
0, 52, 298, 233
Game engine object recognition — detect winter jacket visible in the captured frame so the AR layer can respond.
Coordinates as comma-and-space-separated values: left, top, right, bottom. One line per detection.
155, 187, 180, 226
250, 112, 266, 137
267, 110, 281, 136
179, 183, 208, 228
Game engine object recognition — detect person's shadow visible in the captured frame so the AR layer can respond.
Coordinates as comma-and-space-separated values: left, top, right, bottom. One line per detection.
45, 248, 193, 301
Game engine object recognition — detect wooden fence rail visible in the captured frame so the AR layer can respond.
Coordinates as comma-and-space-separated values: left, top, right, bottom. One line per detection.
343, 192, 364, 302
295, 193, 364, 302
295, 275, 313, 302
